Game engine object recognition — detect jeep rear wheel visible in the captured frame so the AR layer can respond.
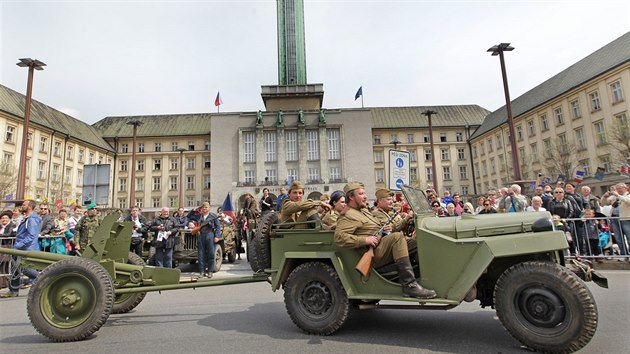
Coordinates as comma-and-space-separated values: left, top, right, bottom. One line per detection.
112, 252, 147, 314
249, 212, 278, 272
494, 261, 597, 353
284, 262, 349, 335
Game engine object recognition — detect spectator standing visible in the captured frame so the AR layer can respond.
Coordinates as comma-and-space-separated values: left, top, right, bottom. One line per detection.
38, 202, 55, 237
431, 201, 446, 216
67, 205, 83, 232
504, 185, 527, 213
609, 182, 629, 257
0, 200, 41, 298
541, 185, 554, 210
74, 203, 101, 252
478, 200, 497, 214
474, 196, 486, 214
125, 206, 148, 257
444, 203, 457, 217
150, 207, 179, 268
260, 188, 274, 215
188, 202, 221, 278
55, 209, 68, 233
275, 187, 288, 212
0, 210, 15, 237
497, 187, 510, 212
441, 190, 454, 207
462, 202, 475, 215
452, 193, 464, 215
526, 196, 547, 212
581, 186, 601, 213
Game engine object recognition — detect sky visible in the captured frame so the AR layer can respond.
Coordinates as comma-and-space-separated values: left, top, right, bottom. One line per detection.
1, 0, 629, 125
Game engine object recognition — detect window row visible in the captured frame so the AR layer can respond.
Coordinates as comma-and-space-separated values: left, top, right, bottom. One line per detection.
243, 128, 341, 163
119, 141, 210, 153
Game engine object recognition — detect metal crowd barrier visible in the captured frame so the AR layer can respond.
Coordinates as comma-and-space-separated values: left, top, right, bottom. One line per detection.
0, 237, 16, 288
557, 215, 629, 261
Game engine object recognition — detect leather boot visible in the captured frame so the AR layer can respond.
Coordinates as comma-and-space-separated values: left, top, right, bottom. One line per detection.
396, 257, 437, 299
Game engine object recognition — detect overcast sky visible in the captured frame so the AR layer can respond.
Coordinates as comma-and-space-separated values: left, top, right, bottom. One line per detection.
1, 0, 629, 124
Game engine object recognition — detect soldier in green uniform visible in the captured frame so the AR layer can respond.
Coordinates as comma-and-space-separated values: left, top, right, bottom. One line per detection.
280, 181, 331, 229
74, 203, 101, 252
371, 188, 413, 235
335, 182, 436, 299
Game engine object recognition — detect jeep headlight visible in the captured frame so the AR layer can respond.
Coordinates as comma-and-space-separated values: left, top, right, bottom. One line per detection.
532, 217, 554, 232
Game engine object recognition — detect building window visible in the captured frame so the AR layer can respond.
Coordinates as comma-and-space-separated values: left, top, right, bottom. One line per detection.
77, 169, 82, 185
37, 161, 46, 180
89, 153, 94, 164
328, 129, 341, 160
473, 146, 477, 158
66, 145, 74, 160
530, 142, 538, 157
152, 197, 161, 208
480, 141, 485, 155
409, 150, 417, 162
286, 130, 297, 161
153, 159, 161, 170
457, 148, 465, 160
440, 133, 447, 142
611, 81, 624, 103
264, 131, 277, 162
570, 99, 582, 119
589, 91, 601, 111
390, 134, 398, 143
170, 158, 178, 170
543, 138, 551, 152
459, 165, 467, 179
52, 164, 60, 182
286, 169, 298, 183
186, 176, 195, 190
78, 149, 84, 163
205, 141, 211, 150
461, 186, 469, 196
53, 141, 62, 157
516, 125, 523, 141
138, 143, 144, 153
374, 151, 383, 163
137, 160, 144, 171
373, 135, 381, 144
243, 132, 256, 163
487, 138, 493, 152
441, 149, 449, 160
490, 158, 496, 175
186, 196, 194, 208
527, 120, 535, 136
169, 176, 178, 190
496, 134, 503, 149
118, 199, 127, 209
120, 160, 128, 172
245, 170, 256, 184
554, 107, 564, 126
39, 137, 47, 152
575, 127, 586, 150
64, 166, 72, 184
593, 121, 606, 145
407, 133, 414, 144
456, 132, 463, 142
121, 144, 128, 153
204, 157, 211, 169
5, 126, 15, 143
119, 178, 127, 192
186, 157, 195, 170
410, 167, 417, 181
423, 134, 430, 143
330, 167, 341, 181
152, 177, 161, 191
154, 143, 161, 152
424, 149, 432, 161
188, 141, 195, 151
171, 142, 178, 151
308, 168, 320, 183
540, 114, 549, 131
581, 159, 591, 176
27, 132, 33, 149
442, 167, 451, 180
136, 177, 144, 191
265, 169, 278, 183
599, 155, 611, 172
375, 168, 384, 183
307, 130, 319, 160
482, 161, 488, 176
425, 167, 433, 182
204, 175, 211, 189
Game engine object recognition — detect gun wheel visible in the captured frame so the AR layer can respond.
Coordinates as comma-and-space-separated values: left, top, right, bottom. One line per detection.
284, 262, 349, 335
27, 257, 114, 342
494, 261, 597, 353
112, 252, 147, 314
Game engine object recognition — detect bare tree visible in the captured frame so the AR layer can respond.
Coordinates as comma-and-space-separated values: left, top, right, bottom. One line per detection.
608, 115, 630, 164
541, 139, 582, 180
0, 160, 18, 198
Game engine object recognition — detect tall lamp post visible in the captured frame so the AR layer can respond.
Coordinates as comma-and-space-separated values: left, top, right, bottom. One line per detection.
389, 139, 401, 150
488, 43, 521, 182
177, 148, 187, 207
15, 58, 46, 200
127, 120, 143, 206
422, 110, 439, 193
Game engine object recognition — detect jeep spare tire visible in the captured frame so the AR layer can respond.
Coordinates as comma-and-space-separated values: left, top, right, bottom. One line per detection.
249, 211, 278, 272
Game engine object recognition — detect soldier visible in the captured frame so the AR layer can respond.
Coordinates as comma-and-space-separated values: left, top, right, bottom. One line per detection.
280, 181, 330, 229
335, 182, 436, 299
371, 188, 413, 236
74, 203, 101, 252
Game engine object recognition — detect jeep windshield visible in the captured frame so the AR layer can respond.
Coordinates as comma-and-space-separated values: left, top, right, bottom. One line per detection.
400, 185, 431, 215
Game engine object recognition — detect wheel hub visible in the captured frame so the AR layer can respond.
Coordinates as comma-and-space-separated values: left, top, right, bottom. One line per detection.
518, 287, 566, 328
300, 281, 331, 315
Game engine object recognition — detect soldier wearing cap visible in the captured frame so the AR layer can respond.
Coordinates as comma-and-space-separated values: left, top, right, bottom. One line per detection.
280, 181, 331, 229
335, 182, 436, 299
371, 188, 413, 235
74, 203, 101, 251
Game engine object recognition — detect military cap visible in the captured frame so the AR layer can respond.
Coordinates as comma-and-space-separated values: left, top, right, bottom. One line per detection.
343, 181, 364, 194
288, 180, 304, 193
375, 188, 394, 200
87, 203, 97, 210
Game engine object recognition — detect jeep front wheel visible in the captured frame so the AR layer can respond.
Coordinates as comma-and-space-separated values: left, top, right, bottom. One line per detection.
494, 261, 597, 353
284, 262, 349, 335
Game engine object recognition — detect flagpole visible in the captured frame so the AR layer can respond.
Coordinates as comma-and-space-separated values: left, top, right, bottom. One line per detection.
361, 92, 364, 108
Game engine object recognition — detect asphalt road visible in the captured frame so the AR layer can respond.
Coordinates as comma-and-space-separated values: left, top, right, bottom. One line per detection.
0, 260, 628, 354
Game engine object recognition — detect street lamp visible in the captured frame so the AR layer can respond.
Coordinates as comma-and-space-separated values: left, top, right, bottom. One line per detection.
15, 58, 46, 200
488, 43, 522, 182
389, 139, 401, 150
127, 120, 143, 205
422, 110, 439, 193
177, 148, 187, 207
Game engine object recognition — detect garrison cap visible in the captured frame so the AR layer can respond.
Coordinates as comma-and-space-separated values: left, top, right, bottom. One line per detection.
288, 180, 304, 193
375, 188, 394, 200
343, 181, 364, 194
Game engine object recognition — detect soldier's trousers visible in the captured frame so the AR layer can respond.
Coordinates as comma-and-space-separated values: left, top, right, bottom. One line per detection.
373, 232, 417, 268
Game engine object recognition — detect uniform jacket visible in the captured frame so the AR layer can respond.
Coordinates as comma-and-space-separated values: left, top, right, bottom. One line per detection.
280, 199, 319, 224
335, 207, 381, 249
75, 215, 101, 249
371, 208, 405, 232
321, 210, 341, 230
189, 212, 222, 239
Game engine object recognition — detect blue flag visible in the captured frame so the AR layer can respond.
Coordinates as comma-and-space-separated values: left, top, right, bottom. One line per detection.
355, 86, 362, 100
221, 193, 235, 220
594, 167, 605, 181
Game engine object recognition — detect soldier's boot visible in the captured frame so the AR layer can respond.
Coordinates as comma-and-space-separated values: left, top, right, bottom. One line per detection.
396, 257, 437, 299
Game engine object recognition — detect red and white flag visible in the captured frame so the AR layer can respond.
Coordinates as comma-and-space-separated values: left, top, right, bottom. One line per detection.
214, 91, 223, 106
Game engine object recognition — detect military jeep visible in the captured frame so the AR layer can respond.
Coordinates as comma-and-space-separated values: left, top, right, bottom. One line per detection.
248, 185, 607, 353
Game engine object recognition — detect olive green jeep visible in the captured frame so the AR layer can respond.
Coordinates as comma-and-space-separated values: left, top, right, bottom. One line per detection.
248, 185, 607, 354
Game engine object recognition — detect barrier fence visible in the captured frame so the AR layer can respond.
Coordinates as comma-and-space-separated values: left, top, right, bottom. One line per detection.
558, 215, 629, 261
